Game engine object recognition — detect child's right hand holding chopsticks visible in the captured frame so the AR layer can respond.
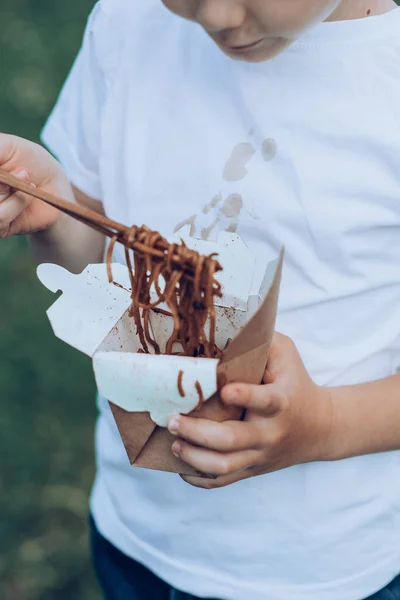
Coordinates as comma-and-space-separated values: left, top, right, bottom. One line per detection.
0, 133, 71, 238
0, 132, 107, 274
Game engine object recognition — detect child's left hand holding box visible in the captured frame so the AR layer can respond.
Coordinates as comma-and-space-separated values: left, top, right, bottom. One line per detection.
170, 332, 334, 488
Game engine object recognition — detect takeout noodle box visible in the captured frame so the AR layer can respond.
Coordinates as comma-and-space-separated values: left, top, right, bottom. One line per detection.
37, 229, 283, 475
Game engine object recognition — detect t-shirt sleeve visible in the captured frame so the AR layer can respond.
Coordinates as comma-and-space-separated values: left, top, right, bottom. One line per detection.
41, 2, 110, 201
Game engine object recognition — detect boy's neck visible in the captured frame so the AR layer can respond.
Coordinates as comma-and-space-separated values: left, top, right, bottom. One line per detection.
328, 0, 397, 21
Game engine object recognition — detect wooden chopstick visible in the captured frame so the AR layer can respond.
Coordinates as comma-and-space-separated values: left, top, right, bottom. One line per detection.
0, 169, 129, 239
0, 169, 222, 278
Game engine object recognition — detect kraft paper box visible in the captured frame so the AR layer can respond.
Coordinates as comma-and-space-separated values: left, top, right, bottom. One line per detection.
37, 229, 283, 476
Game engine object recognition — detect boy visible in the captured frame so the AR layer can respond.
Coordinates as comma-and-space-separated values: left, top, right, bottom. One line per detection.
1, 1, 400, 598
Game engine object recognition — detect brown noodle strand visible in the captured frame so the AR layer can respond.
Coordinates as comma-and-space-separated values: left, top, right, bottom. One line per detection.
106, 225, 223, 358
106, 235, 118, 283
151, 307, 173, 317
143, 308, 161, 355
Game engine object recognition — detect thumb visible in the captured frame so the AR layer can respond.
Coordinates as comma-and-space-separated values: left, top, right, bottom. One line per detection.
221, 381, 282, 415
263, 332, 298, 384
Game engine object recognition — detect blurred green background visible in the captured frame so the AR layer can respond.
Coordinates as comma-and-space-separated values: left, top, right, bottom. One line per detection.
0, 1, 98, 599
1, 2, 400, 599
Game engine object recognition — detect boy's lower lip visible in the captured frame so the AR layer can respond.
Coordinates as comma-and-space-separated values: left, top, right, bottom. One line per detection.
220, 39, 265, 53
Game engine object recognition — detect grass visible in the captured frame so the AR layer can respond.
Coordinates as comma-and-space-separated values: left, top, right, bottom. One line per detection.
0, 1, 99, 598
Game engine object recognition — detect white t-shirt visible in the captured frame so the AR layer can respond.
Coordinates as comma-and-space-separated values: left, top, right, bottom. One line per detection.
42, 2, 400, 599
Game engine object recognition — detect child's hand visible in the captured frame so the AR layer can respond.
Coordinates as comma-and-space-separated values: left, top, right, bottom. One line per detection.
0, 133, 71, 238
167, 333, 334, 489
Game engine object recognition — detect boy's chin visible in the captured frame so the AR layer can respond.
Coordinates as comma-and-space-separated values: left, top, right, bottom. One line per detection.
216, 38, 292, 63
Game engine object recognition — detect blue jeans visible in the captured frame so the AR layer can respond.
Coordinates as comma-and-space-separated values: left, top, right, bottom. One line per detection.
90, 515, 400, 600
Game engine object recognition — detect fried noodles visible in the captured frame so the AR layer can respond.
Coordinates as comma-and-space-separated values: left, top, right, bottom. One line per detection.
106, 225, 223, 359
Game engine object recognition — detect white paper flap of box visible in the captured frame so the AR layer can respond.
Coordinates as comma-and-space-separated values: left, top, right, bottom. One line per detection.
93, 352, 219, 426
37, 263, 132, 357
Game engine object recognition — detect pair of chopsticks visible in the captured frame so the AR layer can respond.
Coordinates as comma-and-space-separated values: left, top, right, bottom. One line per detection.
0, 170, 222, 279
0, 168, 129, 241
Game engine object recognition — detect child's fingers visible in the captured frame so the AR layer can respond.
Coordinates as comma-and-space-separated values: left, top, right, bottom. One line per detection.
0, 181, 13, 204
0, 169, 33, 234
0, 169, 30, 201
181, 468, 254, 490
0, 194, 31, 229
221, 382, 283, 415
0, 182, 10, 200
0, 169, 31, 208
171, 440, 260, 477
167, 415, 262, 452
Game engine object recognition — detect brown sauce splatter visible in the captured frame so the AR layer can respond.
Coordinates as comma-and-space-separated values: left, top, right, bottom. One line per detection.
223, 143, 256, 182
194, 381, 205, 411
177, 370, 185, 397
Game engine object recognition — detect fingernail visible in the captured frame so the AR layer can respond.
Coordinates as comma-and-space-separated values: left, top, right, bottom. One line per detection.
15, 169, 29, 181
168, 416, 180, 435
172, 441, 181, 457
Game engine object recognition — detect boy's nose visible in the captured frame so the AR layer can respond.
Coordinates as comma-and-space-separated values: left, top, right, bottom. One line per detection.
196, 0, 246, 33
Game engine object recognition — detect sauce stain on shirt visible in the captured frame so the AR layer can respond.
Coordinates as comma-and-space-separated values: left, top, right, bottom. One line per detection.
223, 142, 256, 182
174, 194, 223, 236
221, 193, 243, 218
262, 138, 277, 162
202, 193, 223, 215
174, 213, 197, 236
174, 137, 266, 239
200, 193, 244, 239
